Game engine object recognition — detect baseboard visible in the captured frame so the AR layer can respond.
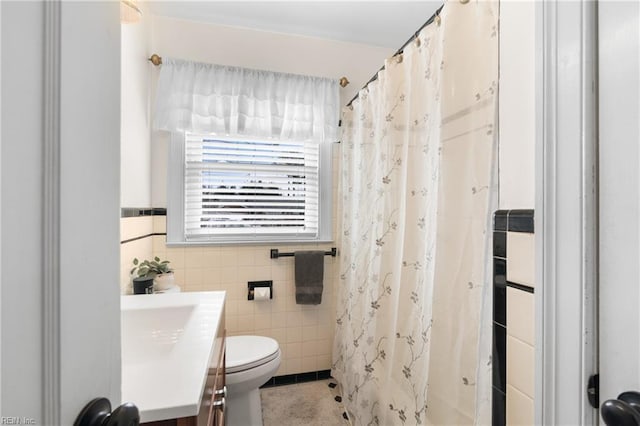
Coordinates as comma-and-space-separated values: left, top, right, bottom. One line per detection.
260, 369, 332, 388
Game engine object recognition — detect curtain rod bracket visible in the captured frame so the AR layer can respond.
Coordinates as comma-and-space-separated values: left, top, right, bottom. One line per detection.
148, 54, 162, 66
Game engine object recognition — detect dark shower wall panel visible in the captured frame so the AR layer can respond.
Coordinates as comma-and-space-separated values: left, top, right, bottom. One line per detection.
492, 209, 534, 426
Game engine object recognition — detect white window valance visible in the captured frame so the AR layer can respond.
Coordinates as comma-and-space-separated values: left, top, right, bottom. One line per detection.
154, 58, 340, 143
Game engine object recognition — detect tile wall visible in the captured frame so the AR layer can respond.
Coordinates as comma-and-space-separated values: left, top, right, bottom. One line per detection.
493, 210, 535, 426
119, 145, 341, 377
150, 215, 338, 377
120, 212, 155, 294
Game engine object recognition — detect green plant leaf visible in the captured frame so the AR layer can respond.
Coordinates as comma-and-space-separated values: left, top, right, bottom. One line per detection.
154, 256, 160, 262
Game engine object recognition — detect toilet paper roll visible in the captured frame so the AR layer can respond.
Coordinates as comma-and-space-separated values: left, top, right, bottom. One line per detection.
254, 287, 271, 301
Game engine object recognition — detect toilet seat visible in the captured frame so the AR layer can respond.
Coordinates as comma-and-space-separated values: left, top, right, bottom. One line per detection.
226, 336, 280, 374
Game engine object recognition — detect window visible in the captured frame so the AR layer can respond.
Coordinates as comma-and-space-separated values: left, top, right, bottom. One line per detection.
166, 133, 332, 245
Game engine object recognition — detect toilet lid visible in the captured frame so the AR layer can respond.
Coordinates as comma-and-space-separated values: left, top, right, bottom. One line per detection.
226, 336, 280, 374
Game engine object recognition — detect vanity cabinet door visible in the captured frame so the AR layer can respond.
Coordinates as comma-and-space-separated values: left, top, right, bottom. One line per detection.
210, 350, 226, 426
204, 329, 226, 426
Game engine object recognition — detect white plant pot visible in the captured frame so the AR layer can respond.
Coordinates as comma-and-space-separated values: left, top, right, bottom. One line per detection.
154, 272, 175, 291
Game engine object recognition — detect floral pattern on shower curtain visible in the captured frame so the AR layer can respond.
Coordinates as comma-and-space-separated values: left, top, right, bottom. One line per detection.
332, 1, 498, 425
333, 13, 443, 426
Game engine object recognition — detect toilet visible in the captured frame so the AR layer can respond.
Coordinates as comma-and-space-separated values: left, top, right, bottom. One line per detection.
225, 335, 281, 426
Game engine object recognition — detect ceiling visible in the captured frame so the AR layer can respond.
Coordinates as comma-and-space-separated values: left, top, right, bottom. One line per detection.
148, 1, 443, 49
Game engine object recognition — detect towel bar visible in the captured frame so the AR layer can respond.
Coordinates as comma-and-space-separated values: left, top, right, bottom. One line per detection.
270, 247, 337, 259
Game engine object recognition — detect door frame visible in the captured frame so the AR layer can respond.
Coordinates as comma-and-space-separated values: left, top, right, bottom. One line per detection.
1, 1, 121, 423
535, 0, 598, 424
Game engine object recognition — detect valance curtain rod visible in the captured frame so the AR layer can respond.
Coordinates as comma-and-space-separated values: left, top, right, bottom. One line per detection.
147, 53, 351, 88
345, 4, 445, 108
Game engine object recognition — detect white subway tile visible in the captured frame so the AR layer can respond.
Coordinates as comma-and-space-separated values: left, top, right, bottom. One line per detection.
301, 356, 317, 372
317, 325, 333, 340
174, 279, 189, 293
285, 296, 302, 312
287, 357, 302, 374
165, 247, 185, 268
507, 335, 535, 398
252, 248, 272, 267
224, 300, 239, 316
152, 215, 166, 234
302, 309, 318, 326
184, 248, 205, 268
506, 385, 534, 425
285, 342, 301, 359
152, 235, 166, 252
286, 327, 302, 343
237, 300, 255, 316
218, 249, 239, 267
317, 354, 332, 370
254, 301, 272, 314
317, 339, 332, 356
255, 313, 272, 331
225, 316, 238, 334
236, 248, 255, 267
301, 326, 317, 342
285, 311, 303, 325
271, 312, 286, 328
301, 341, 318, 357
507, 232, 535, 288
120, 216, 153, 241
201, 268, 221, 287
507, 288, 535, 346
237, 315, 255, 332
270, 295, 287, 313
219, 267, 239, 285
276, 360, 287, 376
185, 268, 203, 288
269, 328, 287, 345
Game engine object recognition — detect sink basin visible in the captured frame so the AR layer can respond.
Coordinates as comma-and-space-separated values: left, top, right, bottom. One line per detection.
121, 304, 196, 364
121, 291, 226, 423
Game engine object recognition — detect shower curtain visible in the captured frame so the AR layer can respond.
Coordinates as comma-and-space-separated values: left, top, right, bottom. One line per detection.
332, 1, 498, 425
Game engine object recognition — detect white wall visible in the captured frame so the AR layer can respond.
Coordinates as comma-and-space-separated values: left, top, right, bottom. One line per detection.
149, 15, 393, 206
499, 1, 536, 209
121, 2, 151, 207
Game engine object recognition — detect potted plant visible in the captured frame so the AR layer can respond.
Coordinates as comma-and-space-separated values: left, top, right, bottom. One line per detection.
130, 256, 175, 293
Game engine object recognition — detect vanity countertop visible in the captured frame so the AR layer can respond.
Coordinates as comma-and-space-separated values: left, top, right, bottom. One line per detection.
121, 291, 226, 423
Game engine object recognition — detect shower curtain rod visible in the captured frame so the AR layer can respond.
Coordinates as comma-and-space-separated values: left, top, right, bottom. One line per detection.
345, 4, 444, 108
147, 53, 351, 88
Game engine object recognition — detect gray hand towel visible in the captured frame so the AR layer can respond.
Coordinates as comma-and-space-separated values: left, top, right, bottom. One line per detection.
295, 251, 325, 305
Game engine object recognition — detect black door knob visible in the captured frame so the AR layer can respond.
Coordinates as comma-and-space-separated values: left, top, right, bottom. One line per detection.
601, 399, 640, 426
74, 398, 140, 426
619, 391, 640, 416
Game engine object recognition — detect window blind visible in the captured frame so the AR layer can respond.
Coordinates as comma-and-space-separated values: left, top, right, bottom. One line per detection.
184, 133, 320, 239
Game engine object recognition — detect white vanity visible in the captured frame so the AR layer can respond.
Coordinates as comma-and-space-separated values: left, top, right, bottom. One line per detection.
121, 291, 227, 425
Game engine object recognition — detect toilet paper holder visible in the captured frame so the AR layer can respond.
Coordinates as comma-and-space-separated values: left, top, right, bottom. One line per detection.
248, 280, 273, 300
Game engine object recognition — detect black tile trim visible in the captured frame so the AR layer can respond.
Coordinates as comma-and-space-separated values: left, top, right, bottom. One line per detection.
120, 232, 166, 245
494, 210, 508, 231
493, 322, 507, 393
121, 207, 167, 218
259, 369, 333, 388
493, 231, 507, 258
492, 387, 506, 426
508, 209, 534, 233
492, 209, 534, 426
494, 209, 535, 233
506, 281, 535, 294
